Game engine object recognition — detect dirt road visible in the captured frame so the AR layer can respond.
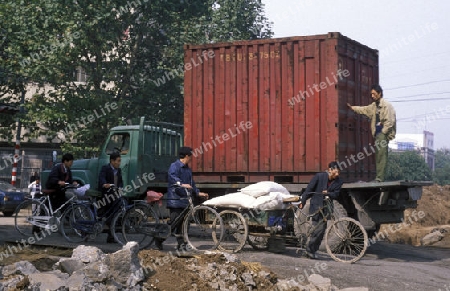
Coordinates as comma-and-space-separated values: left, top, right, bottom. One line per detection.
237, 242, 450, 291
2, 217, 449, 291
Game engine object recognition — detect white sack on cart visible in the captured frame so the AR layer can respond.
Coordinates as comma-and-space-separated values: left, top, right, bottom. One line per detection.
239, 181, 290, 197
65, 184, 91, 200
203, 192, 256, 208
74, 184, 90, 196
251, 192, 300, 210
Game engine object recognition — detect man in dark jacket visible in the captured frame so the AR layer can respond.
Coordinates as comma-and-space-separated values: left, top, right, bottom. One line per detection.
98, 152, 123, 194
98, 152, 123, 243
45, 153, 77, 211
157, 146, 208, 251
300, 161, 343, 259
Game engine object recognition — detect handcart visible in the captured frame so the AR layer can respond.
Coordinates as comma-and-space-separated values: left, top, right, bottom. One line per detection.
211, 195, 369, 263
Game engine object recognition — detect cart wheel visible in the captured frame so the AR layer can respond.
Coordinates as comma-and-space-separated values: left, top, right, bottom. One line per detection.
325, 217, 368, 263
214, 210, 248, 253
183, 206, 223, 251
247, 234, 269, 251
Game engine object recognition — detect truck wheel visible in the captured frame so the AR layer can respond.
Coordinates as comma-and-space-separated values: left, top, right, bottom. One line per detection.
366, 224, 381, 238
332, 200, 348, 219
3, 211, 14, 217
319, 200, 349, 250
294, 200, 348, 250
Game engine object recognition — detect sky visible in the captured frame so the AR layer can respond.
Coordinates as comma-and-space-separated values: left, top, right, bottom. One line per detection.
262, 0, 450, 150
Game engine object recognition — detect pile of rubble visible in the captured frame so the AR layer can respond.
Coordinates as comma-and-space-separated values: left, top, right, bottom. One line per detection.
0, 242, 368, 290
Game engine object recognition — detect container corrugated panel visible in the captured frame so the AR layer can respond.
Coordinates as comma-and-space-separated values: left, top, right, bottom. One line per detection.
184, 32, 379, 183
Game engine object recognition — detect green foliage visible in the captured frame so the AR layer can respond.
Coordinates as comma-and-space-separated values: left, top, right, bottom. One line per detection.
386, 150, 432, 182
0, 0, 273, 151
433, 148, 450, 185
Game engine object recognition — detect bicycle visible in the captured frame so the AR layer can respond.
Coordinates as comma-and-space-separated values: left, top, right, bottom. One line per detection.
115, 185, 224, 251
59, 185, 142, 243
14, 184, 80, 237
215, 193, 368, 263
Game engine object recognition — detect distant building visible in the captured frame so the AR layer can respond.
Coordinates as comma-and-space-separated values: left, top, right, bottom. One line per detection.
388, 131, 435, 170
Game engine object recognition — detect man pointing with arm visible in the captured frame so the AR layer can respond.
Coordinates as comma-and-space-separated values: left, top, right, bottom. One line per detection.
347, 84, 396, 182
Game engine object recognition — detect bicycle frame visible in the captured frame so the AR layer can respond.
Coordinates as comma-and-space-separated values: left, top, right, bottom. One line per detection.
69, 186, 127, 236
25, 186, 79, 230
146, 186, 195, 239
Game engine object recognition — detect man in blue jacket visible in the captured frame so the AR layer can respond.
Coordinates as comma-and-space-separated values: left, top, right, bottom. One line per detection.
299, 161, 343, 259
158, 146, 208, 251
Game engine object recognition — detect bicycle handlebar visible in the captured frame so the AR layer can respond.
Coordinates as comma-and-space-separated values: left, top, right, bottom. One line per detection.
62, 183, 79, 190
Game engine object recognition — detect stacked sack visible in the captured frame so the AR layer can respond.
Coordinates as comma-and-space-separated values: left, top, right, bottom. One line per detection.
203, 181, 298, 210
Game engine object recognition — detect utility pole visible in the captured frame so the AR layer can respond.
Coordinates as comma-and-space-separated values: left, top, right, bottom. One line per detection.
11, 88, 25, 187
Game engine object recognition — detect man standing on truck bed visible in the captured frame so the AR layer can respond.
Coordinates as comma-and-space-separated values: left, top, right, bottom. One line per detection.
158, 146, 209, 251
347, 84, 396, 182
98, 152, 123, 243
299, 161, 343, 259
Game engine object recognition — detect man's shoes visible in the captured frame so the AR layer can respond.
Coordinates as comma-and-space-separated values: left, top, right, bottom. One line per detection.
305, 251, 318, 259
155, 239, 164, 250
176, 243, 190, 252
176, 243, 185, 251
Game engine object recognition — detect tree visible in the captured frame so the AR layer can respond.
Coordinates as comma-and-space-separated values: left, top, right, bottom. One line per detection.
386, 150, 432, 181
0, 0, 273, 157
433, 148, 450, 185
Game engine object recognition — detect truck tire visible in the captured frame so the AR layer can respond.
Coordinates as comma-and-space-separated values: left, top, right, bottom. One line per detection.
294, 200, 348, 251
332, 200, 348, 220
320, 200, 348, 251
293, 201, 312, 247
366, 224, 381, 238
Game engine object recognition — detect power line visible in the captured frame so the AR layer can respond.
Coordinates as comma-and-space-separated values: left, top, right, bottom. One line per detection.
392, 97, 450, 103
385, 79, 450, 90
390, 91, 450, 100
398, 113, 450, 122
400, 118, 450, 122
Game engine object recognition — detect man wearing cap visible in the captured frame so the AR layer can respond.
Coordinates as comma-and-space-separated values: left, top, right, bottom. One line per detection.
299, 161, 343, 259
347, 84, 396, 182
155, 146, 209, 251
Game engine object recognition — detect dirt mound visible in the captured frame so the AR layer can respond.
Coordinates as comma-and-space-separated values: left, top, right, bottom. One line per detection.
138, 249, 278, 290
0, 246, 72, 270
380, 185, 450, 247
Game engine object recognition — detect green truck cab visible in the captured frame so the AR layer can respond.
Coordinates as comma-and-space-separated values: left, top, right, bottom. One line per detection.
41, 117, 183, 199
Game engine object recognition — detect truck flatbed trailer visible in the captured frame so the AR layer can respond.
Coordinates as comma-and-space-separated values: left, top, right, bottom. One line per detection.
192, 180, 433, 234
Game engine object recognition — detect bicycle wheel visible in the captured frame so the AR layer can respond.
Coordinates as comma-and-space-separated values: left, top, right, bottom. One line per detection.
121, 204, 160, 250
14, 200, 50, 237
110, 208, 126, 246
325, 217, 368, 263
60, 203, 94, 243
213, 210, 248, 253
183, 206, 223, 252
247, 234, 269, 251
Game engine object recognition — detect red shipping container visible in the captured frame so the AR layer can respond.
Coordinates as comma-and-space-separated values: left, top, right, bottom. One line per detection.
184, 32, 378, 183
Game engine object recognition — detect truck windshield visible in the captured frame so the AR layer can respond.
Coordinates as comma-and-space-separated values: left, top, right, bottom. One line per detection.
105, 133, 130, 155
